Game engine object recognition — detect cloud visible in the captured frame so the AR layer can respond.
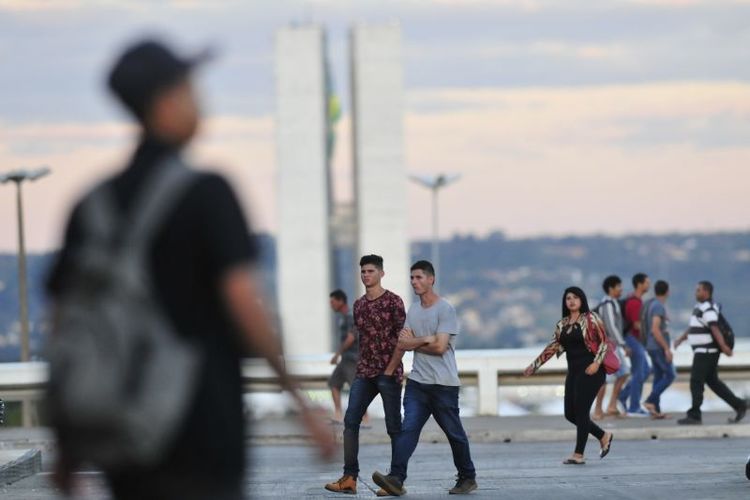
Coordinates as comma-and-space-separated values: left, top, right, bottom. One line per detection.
0, 115, 277, 251
402, 81, 750, 239
3, 79, 749, 252
3, 0, 750, 126
2, 1, 750, 248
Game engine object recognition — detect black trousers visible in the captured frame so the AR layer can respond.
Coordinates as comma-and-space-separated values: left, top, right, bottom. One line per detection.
564, 366, 606, 455
108, 477, 242, 500
687, 352, 745, 420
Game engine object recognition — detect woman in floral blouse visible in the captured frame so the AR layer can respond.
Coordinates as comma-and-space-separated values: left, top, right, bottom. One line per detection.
524, 286, 614, 464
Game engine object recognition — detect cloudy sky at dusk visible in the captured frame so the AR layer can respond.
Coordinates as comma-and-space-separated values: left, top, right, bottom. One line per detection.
1, 0, 749, 251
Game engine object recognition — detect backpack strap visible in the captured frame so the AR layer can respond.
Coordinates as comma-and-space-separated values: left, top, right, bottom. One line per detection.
77, 156, 197, 252
121, 156, 198, 258
78, 181, 121, 246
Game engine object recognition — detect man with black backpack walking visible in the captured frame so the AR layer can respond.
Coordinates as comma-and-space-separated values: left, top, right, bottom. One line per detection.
45, 38, 335, 499
675, 281, 747, 425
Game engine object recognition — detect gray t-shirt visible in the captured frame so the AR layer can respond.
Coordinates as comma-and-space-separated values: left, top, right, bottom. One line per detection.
406, 298, 461, 386
336, 312, 358, 361
645, 300, 670, 351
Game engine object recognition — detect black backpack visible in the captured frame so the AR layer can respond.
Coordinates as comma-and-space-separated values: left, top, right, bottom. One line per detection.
718, 312, 735, 350
704, 304, 734, 350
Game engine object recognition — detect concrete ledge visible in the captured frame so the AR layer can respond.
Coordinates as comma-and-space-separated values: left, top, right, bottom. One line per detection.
248, 413, 750, 446
459, 423, 750, 444
0, 449, 41, 485
249, 424, 750, 446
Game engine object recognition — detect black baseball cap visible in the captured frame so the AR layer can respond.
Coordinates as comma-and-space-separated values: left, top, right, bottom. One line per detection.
107, 38, 213, 119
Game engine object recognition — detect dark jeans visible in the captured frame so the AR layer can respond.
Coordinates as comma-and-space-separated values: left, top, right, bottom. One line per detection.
343, 375, 402, 477
620, 335, 651, 412
687, 352, 745, 420
390, 379, 476, 482
645, 349, 676, 413
565, 366, 606, 455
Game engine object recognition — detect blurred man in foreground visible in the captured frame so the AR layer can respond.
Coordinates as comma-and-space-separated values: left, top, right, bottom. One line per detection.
46, 38, 334, 499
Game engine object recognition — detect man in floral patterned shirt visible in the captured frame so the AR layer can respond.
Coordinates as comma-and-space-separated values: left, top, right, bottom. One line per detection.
325, 254, 406, 495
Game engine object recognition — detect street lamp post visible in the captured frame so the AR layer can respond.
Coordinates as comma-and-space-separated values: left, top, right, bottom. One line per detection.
409, 173, 461, 275
1, 167, 51, 362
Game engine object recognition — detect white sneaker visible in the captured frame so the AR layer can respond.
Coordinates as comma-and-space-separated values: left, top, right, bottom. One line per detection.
626, 408, 650, 418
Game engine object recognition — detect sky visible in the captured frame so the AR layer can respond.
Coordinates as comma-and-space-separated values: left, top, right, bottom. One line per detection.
1, 0, 749, 251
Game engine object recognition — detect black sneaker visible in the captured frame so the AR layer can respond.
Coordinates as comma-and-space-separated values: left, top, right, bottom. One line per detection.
372, 471, 405, 497
677, 416, 702, 425
449, 477, 477, 495
729, 402, 748, 424
746, 456, 750, 481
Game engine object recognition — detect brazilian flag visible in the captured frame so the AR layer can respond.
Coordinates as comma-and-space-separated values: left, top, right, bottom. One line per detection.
325, 57, 341, 162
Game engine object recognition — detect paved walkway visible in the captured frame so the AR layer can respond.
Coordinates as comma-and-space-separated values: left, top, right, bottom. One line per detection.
3, 439, 749, 499
247, 439, 750, 499
1, 412, 749, 498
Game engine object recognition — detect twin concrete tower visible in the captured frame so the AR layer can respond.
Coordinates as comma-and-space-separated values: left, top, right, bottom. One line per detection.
275, 24, 409, 357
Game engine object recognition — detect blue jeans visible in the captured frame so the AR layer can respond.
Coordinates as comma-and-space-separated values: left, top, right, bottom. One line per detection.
645, 349, 676, 413
343, 375, 402, 477
620, 335, 651, 412
390, 379, 476, 482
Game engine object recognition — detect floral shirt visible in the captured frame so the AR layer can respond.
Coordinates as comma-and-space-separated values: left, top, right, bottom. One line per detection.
353, 289, 406, 380
530, 312, 608, 373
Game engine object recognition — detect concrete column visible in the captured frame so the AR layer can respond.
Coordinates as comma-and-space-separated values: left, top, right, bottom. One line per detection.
275, 26, 334, 356
350, 24, 410, 302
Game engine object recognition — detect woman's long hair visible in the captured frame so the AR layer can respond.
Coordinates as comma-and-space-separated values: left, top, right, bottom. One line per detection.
561, 286, 591, 318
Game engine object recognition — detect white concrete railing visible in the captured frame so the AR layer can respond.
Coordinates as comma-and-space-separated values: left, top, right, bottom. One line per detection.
3, 349, 750, 422
241, 348, 750, 416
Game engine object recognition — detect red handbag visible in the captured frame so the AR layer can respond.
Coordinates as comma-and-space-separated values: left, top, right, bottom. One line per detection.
587, 313, 620, 374
602, 339, 621, 375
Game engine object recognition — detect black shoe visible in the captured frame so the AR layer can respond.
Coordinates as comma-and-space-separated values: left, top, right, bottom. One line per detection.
449, 477, 478, 495
746, 456, 750, 480
372, 471, 405, 497
729, 403, 748, 424
677, 416, 702, 425
600, 433, 614, 459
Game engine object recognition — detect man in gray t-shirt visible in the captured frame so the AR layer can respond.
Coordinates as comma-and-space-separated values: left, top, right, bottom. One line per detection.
406, 298, 461, 386
372, 261, 477, 496
643, 280, 675, 417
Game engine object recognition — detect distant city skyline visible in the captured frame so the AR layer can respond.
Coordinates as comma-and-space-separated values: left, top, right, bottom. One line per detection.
1, 0, 750, 252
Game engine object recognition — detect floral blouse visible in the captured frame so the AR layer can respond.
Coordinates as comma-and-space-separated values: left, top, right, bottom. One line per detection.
530, 312, 608, 373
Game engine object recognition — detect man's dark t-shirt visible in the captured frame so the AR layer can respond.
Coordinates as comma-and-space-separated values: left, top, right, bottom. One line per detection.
336, 312, 358, 362
47, 137, 258, 492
